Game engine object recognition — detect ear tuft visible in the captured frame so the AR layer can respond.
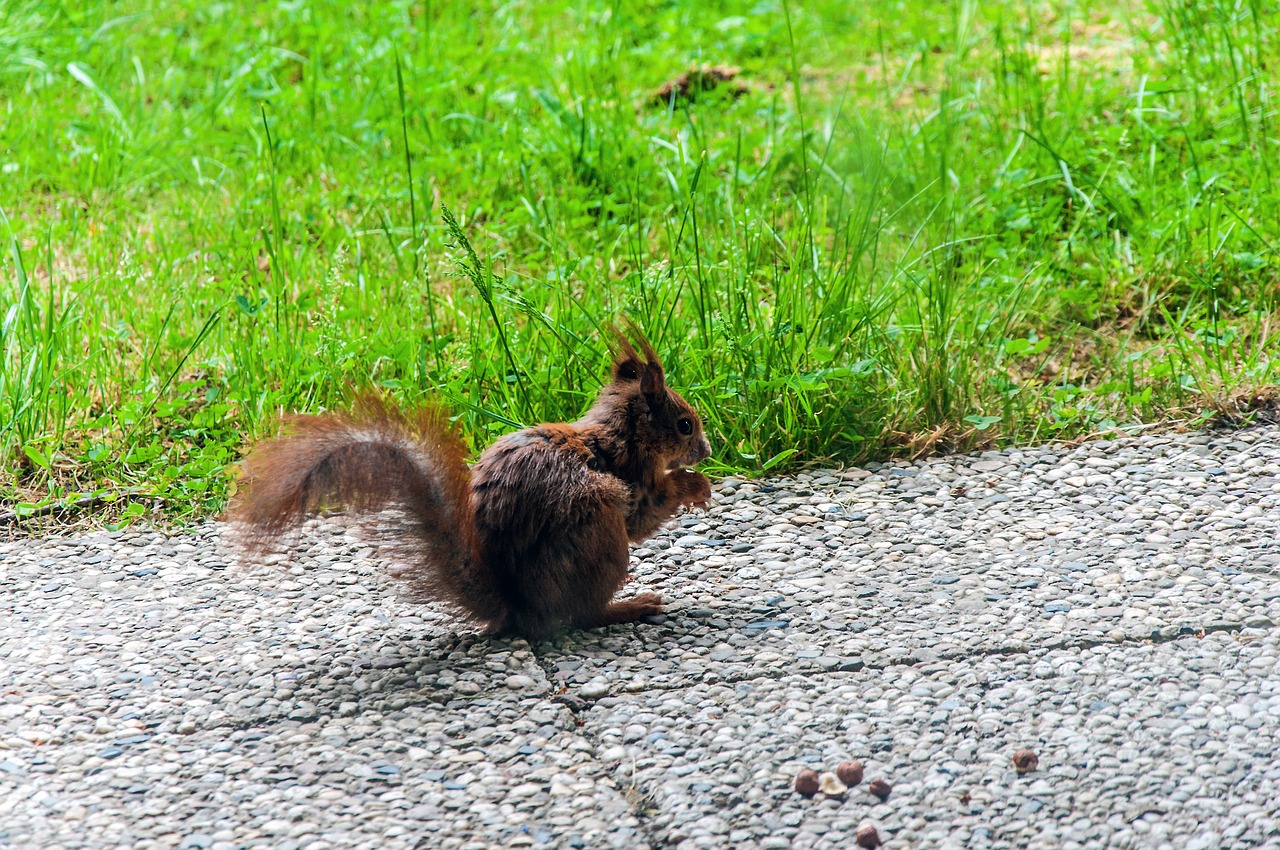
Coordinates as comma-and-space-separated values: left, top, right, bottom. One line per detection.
605, 319, 665, 390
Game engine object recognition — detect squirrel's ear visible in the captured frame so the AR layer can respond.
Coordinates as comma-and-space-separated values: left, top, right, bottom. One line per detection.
612, 355, 642, 383
606, 321, 643, 383
639, 358, 665, 399
605, 319, 663, 392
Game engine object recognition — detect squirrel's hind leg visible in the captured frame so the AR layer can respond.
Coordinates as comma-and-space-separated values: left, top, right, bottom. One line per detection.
577, 592, 664, 629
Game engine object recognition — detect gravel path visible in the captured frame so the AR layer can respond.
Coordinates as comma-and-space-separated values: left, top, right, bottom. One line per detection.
3, 425, 1280, 849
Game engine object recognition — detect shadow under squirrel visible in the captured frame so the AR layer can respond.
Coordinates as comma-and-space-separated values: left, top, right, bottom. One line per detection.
228, 331, 712, 638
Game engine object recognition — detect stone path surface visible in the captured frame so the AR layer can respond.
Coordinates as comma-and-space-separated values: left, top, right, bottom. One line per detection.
3, 424, 1280, 849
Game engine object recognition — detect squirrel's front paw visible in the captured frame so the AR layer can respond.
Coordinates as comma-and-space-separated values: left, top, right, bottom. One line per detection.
670, 469, 711, 510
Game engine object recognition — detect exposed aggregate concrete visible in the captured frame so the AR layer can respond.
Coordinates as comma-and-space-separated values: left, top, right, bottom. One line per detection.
3, 425, 1279, 848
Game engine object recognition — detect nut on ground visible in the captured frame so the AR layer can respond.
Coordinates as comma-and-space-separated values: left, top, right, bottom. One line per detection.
794, 769, 820, 796
1012, 748, 1039, 773
855, 824, 882, 848
868, 778, 892, 800
835, 760, 864, 786
818, 771, 847, 797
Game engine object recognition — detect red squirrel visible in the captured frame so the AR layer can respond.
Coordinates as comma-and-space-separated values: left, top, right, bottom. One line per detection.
228, 330, 712, 638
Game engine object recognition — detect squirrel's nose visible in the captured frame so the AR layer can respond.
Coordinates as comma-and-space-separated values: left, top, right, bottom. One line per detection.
689, 435, 711, 464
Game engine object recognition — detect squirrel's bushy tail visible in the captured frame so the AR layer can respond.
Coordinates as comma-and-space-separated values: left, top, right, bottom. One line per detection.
227, 394, 507, 627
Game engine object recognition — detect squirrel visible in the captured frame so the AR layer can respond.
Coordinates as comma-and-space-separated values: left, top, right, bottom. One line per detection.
227, 329, 712, 639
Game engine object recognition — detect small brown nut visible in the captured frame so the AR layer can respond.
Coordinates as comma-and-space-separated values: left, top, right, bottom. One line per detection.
835, 760, 864, 786
959, 791, 972, 805
855, 824, 882, 848
794, 769, 820, 797
1012, 748, 1039, 773
868, 778, 892, 800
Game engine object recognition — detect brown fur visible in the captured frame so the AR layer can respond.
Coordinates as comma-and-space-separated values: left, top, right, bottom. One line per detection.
226, 330, 711, 639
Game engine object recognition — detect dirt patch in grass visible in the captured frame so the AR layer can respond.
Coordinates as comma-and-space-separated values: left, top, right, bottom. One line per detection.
1023, 8, 1162, 78
649, 64, 748, 107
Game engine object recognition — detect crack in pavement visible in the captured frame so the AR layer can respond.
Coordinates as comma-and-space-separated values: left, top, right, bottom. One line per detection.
529, 641, 665, 850
556, 617, 1277, 704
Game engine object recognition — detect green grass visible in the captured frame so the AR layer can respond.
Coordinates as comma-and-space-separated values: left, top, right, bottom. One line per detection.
1, 0, 1277, 527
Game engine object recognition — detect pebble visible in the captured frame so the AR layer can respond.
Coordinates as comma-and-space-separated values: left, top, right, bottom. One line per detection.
581, 678, 611, 699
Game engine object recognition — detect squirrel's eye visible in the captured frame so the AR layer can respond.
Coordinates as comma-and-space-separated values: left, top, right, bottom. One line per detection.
677, 417, 693, 435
